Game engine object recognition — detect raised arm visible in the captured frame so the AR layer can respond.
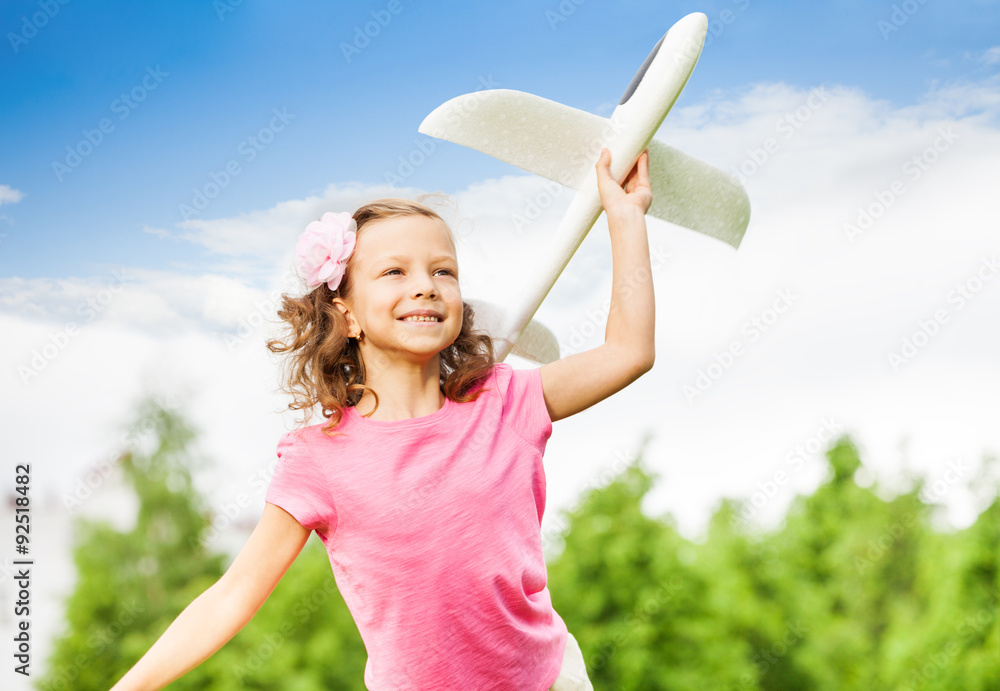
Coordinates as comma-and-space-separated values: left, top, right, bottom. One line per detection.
539, 148, 656, 422
109, 502, 312, 690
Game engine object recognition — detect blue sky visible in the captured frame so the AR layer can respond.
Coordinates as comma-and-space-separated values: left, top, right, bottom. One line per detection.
2, 0, 998, 280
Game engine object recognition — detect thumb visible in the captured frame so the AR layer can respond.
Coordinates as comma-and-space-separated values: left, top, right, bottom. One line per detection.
595, 148, 610, 174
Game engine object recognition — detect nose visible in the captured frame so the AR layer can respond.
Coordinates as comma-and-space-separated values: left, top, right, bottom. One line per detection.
412, 273, 437, 299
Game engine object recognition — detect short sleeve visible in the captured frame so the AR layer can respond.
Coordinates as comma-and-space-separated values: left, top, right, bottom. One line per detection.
265, 430, 335, 535
496, 362, 554, 448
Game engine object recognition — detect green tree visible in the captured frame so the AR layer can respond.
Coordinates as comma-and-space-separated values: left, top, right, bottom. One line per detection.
38, 397, 228, 690
547, 433, 999, 691
547, 432, 755, 689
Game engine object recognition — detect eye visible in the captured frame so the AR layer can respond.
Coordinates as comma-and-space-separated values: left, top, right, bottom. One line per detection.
383, 268, 455, 277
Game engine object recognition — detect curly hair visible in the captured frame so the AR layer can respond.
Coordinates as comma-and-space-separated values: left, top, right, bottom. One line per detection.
267, 195, 505, 437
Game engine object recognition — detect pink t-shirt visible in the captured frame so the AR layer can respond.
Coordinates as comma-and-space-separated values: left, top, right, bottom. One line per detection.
265, 362, 568, 690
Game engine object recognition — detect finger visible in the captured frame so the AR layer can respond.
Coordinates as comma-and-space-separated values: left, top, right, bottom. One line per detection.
595, 148, 611, 178
637, 149, 650, 188
624, 157, 641, 189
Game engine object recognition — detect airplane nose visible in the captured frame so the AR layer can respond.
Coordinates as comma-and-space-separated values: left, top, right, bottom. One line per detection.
617, 12, 708, 107
619, 30, 668, 106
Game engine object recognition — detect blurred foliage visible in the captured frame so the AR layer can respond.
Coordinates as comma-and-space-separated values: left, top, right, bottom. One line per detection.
550, 435, 999, 690
39, 398, 999, 689
37, 397, 228, 690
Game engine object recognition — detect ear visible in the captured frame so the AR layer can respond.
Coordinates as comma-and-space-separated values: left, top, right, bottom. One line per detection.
331, 297, 361, 338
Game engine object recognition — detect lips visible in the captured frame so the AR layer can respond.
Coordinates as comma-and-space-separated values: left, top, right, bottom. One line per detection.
397, 310, 443, 321
398, 315, 443, 323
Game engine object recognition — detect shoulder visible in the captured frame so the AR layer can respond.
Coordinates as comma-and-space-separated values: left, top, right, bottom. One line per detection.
276, 424, 328, 458
483, 361, 527, 401
459, 361, 508, 399
489, 362, 552, 445
492, 361, 512, 384
276, 428, 307, 460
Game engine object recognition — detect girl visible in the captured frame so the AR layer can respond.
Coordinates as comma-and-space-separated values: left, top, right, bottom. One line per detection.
109, 147, 654, 691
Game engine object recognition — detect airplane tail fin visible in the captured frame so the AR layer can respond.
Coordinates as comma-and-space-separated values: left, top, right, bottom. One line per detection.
465, 298, 560, 364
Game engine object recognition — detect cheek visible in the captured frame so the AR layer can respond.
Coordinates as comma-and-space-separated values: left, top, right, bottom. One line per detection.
370, 288, 400, 311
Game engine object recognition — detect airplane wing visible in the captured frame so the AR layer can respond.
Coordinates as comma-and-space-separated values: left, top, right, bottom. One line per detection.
418, 88, 750, 249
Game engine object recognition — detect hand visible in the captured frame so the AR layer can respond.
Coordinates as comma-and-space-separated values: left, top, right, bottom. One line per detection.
595, 147, 653, 217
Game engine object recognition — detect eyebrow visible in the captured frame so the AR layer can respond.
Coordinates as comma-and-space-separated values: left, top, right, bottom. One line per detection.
373, 255, 457, 267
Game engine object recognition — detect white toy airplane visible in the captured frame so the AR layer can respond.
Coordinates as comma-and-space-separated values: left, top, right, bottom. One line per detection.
418, 12, 750, 364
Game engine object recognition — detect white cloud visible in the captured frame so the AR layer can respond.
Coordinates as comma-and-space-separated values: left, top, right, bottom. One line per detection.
3, 76, 999, 551
978, 46, 1000, 65
141, 225, 173, 239
0, 184, 25, 206
168, 182, 429, 261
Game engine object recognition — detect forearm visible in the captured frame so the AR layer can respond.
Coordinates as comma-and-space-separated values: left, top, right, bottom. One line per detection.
110, 579, 254, 690
604, 207, 656, 366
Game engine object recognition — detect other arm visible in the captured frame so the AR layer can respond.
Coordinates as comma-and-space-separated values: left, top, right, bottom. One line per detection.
540, 148, 655, 423
109, 502, 312, 690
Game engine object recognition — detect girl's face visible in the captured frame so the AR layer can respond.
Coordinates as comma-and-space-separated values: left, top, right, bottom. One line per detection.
335, 214, 463, 363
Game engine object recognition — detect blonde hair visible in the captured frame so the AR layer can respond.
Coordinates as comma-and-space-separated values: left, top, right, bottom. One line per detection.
267, 195, 498, 437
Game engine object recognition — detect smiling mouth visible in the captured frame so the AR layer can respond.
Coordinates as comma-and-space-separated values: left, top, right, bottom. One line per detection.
398, 316, 443, 323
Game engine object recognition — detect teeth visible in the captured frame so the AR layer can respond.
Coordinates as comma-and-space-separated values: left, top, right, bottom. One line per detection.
401, 315, 440, 322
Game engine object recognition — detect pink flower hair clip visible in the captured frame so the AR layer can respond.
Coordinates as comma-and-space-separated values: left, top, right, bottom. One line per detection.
295, 211, 358, 292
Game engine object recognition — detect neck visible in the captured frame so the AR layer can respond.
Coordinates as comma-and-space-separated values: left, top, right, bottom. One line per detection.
355, 356, 445, 421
